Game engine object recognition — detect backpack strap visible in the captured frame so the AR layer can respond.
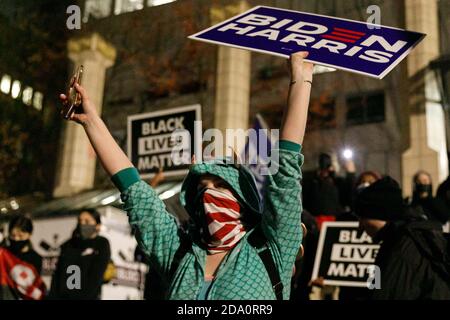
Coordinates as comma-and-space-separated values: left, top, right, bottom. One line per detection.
168, 232, 192, 281
248, 225, 284, 300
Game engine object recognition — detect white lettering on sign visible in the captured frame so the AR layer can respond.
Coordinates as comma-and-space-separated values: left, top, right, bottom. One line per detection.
338, 230, 372, 243
236, 14, 277, 26
330, 244, 379, 263
138, 133, 177, 156
137, 153, 174, 171
141, 116, 185, 135
327, 262, 372, 278
216, 13, 409, 64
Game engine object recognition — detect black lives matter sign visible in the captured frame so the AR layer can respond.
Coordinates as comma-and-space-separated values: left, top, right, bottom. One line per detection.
127, 105, 201, 179
311, 221, 380, 287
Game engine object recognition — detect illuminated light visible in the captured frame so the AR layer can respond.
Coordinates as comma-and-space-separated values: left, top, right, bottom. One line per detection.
148, 0, 176, 6
22, 87, 33, 106
11, 80, 21, 99
1, 207, 7, 214
1, 74, 12, 94
100, 195, 118, 205
343, 148, 354, 160
114, 0, 144, 15
33, 92, 43, 111
10, 200, 19, 210
83, 0, 112, 23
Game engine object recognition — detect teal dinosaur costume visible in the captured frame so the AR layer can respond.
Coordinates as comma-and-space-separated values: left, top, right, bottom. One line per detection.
111, 140, 304, 300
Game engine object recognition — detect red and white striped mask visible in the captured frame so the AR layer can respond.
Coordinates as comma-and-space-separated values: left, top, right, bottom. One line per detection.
202, 188, 246, 254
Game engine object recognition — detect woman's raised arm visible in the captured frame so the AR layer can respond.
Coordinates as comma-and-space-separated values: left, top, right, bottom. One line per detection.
280, 51, 314, 145
59, 83, 133, 176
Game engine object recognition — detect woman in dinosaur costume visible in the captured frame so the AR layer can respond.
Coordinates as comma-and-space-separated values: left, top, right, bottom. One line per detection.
59, 51, 314, 300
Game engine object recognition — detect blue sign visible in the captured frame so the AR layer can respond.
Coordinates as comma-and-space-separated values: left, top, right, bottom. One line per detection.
189, 6, 425, 79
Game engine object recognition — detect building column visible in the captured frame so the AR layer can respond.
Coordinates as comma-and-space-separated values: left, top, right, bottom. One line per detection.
401, 0, 448, 196
53, 33, 116, 197
211, 1, 251, 157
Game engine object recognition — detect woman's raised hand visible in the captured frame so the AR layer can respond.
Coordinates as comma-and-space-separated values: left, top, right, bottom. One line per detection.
59, 83, 98, 125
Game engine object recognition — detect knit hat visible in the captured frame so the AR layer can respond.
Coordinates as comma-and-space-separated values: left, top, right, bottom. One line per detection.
354, 176, 404, 221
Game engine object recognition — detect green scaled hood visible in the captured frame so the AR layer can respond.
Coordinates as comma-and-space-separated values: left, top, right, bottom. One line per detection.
179, 158, 262, 223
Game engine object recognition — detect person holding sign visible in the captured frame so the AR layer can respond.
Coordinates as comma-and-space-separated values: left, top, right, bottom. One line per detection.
58, 51, 313, 300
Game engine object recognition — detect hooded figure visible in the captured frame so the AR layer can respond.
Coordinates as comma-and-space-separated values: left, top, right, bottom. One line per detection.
409, 171, 450, 225
355, 177, 450, 300
113, 141, 304, 300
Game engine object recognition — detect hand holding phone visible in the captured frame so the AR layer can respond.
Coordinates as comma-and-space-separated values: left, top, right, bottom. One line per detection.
62, 65, 83, 120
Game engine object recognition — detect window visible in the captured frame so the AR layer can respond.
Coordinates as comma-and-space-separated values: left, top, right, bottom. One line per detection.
307, 95, 336, 131
346, 91, 385, 126
22, 87, 33, 106
0, 74, 11, 94
114, 0, 144, 15
83, 0, 112, 23
33, 92, 44, 111
11, 80, 21, 99
148, 0, 176, 6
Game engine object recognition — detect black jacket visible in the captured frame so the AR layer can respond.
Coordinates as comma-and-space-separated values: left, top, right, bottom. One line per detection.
409, 195, 450, 225
49, 235, 110, 300
371, 219, 450, 300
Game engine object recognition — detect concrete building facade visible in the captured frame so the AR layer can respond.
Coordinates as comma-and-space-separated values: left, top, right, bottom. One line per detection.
53, 0, 450, 197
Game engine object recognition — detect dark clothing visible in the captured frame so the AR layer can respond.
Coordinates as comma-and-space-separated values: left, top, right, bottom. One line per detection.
371, 220, 450, 300
134, 245, 165, 300
49, 236, 110, 300
410, 196, 450, 225
290, 210, 319, 300
12, 248, 43, 275
437, 176, 450, 206
302, 171, 355, 216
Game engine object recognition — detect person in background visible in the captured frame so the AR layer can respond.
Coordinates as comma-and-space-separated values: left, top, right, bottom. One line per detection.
49, 209, 110, 300
0, 215, 45, 300
302, 153, 356, 228
408, 170, 450, 225
355, 171, 382, 192
355, 177, 450, 299
337, 170, 382, 300
5, 215, 42, 274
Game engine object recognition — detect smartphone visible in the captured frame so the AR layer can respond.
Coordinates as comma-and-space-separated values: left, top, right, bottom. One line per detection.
62, 65, 84, 120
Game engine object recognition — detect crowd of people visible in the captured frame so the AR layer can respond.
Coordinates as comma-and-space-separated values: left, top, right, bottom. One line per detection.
0, 210, 111, 300
291, 153, 450, 300
1, 51, 449, 300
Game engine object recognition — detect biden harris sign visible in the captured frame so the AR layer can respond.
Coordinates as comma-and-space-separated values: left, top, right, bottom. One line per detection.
189, 6, 425, 79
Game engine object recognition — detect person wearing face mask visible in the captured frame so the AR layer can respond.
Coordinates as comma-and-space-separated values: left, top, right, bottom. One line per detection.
48, 209, 110, 300
58, 51, 313, 299
4, 216, 42, 274
0, 215, 46, 300
408, 171, 450, 225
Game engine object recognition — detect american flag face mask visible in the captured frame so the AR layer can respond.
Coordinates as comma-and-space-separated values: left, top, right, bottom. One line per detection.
201, 188, 247, 254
